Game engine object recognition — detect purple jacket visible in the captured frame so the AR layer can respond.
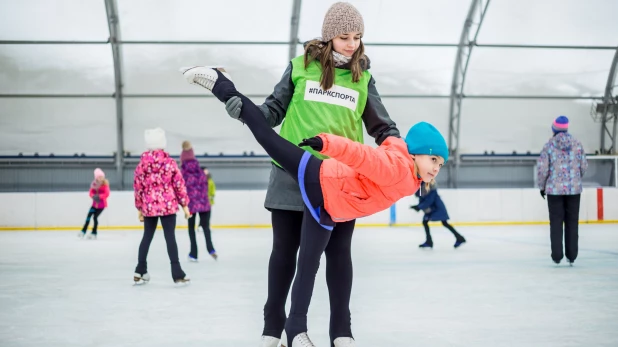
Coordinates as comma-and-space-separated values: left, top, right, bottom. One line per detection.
181, 159, 211, 213
537, 132, 588, 195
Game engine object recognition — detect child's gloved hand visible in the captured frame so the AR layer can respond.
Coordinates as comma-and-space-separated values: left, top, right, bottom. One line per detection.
298, 136, 323, 151
423, 208, 432, 214
93, 194, 100, 203
183, 206, 192, 220
137, 210, 144, 223
225, 96, 243, 122
410, 205, 420, 211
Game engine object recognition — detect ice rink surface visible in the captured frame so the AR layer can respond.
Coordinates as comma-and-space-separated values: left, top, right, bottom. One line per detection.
1, 224, 617, 347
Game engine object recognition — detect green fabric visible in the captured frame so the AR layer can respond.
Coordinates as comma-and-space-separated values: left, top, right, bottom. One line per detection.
208, 178, 216, 205
276, 56, 371, 163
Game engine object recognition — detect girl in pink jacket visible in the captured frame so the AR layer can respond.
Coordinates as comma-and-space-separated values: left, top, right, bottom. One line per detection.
133, 128, 192, 285
79, 168, 110, 240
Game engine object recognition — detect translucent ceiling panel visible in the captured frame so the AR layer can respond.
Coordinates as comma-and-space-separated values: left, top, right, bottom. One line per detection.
478, 0, 618, 46
464, 48, 613, 97
368, 47, 456, 95
298, 0, 469, 43
118, 0, 292, 41
370, 98, 450, 145
290, 44, 456, 95
459, 99, 599, 154
124, 97, 274, 155
122, 45, 289, 95
0, 99, 116, 155
124, 98, 450, 155
0, 45, 115, 94
0, 0, 109, 40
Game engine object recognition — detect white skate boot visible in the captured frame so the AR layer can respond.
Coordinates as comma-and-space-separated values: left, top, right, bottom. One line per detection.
260, 336, 279, 347
174, 276, 191, 285
292, 332, 315, 347
179, 66, 231, 92
333, 337, 356, 346
259, 330, 287, 347
133, 273, 150, 285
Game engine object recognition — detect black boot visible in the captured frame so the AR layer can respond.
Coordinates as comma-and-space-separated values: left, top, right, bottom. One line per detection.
419, 241, 433, 248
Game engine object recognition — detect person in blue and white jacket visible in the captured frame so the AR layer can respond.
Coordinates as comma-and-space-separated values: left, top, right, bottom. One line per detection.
537, 115, 587, 265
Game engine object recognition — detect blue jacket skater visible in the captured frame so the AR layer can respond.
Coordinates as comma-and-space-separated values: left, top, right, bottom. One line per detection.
416, 185, 450, 221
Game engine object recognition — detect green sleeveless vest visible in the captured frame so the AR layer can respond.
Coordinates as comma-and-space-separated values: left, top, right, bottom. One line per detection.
276, 55, 371, 163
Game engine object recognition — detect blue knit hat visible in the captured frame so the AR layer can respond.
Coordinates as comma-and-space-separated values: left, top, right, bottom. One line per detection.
404, 122, 449, 163
552, 115, 569, 133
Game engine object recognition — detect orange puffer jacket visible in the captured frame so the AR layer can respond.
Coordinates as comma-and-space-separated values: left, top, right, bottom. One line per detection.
317, 134, 422, 222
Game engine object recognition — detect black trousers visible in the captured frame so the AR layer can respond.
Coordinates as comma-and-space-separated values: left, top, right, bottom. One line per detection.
422, 219, 465, 244
547, 194, 581, 262
134, 214, 186, 280
82, 207, 104, 234
188, 211, 215, 257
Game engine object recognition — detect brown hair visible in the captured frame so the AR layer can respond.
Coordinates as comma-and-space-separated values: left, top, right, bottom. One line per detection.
182, 140, 192, 151
303, 39, 366, 90
102, 179, 110, 186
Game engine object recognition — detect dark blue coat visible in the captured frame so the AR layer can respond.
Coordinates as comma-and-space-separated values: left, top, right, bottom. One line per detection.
415, 186, 450, 221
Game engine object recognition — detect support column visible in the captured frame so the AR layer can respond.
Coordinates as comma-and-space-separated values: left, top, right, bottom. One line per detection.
105, 0, 125, 189
447, 0, 491, 187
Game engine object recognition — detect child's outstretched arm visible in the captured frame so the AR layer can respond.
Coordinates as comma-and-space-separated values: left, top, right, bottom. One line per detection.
316, 133, 410, 186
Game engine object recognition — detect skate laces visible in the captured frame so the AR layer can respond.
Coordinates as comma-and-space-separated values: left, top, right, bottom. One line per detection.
296, 333, 316, 347
193, 72, 216, 90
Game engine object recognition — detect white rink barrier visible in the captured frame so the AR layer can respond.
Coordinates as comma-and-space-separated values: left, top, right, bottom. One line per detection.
0, 188, 616, 230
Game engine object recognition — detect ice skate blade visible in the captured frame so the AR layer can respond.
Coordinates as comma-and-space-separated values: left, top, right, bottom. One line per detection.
174, 278, 191, 286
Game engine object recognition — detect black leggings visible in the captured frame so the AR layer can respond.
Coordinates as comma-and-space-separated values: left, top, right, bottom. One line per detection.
82, 207, 104, 234
135, 214, 186, 280
210, 70, 324, 208
210, 71, 353, 344
263, 210, 355, 346
188, 211, 216, 257
422, 219, 465, 244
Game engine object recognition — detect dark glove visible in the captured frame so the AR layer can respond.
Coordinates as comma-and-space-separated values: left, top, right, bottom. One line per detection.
225, 96, 243, 122
298, 136, 323, 151
410, 205, 420, 211
93, 194, 100, 203
540, 190, 546, 200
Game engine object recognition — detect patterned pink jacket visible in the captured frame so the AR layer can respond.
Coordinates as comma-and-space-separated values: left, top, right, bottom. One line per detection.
134, 150, 189, 217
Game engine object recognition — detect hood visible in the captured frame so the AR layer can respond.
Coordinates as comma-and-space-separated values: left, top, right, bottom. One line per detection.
550, 132, 575, 152
139, 150, 171, 173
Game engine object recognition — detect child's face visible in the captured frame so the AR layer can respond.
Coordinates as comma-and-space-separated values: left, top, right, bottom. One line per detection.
332, 31, 362, 57
203, 168, 209, 176
412, 154, 445, 183
95, 176, 104, 184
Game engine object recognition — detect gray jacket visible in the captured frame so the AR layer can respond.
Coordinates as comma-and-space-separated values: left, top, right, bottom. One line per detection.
260, 61, 401, 211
